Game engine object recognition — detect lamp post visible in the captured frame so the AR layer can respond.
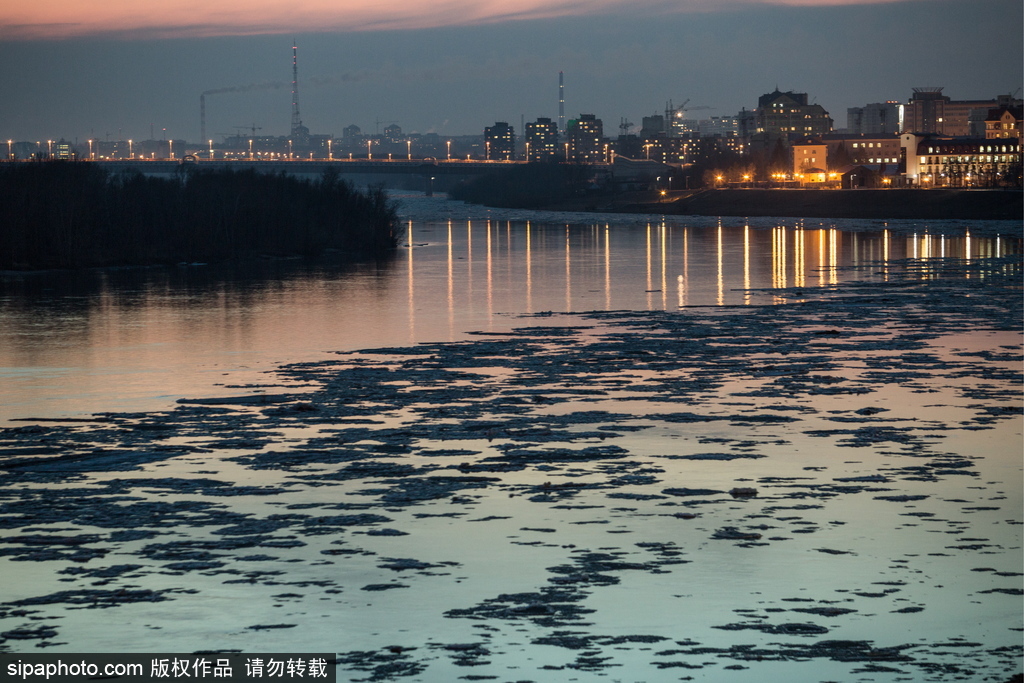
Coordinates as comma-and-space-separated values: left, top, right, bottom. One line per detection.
565, 142, 570, 161
169, 138, 174, 160
366, 139, 372, 160
209, 139, 214, 159
327, 138, 333, 161
87, 139, 93, 159
6, 139, 11, 160
288, 139, 293, 159
128, 139, 133, 159
407, 139, 412, 160
446, 139, 451, 160
47, 139, 53, 157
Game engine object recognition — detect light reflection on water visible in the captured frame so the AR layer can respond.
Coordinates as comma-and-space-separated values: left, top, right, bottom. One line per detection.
0, 206, 1019, 424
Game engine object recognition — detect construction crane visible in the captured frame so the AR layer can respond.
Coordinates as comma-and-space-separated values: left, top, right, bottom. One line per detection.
665, 99, 713, 136
235, 124, 263, 137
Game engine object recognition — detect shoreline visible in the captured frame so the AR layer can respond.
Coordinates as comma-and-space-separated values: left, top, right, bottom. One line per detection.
541, 188, 1024, 222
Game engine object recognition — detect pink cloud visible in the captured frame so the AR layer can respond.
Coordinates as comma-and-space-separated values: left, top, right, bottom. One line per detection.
1, 0, 913, 40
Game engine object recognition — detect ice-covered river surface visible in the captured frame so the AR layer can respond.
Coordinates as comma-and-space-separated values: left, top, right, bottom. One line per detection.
0, 194, 1021, 682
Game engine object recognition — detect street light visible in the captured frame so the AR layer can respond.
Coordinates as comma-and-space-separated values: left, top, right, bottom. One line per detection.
407, 139, 412, 160
288, 139, 293, 159
446, 139, 451, 160
169, 139, 174, 160
87, 139, 93, 159
209, 139, 214, 159
366, 140, 372, 160
328, 138, 333, 161
128, 139, 133, 159
47, 139, 53, 157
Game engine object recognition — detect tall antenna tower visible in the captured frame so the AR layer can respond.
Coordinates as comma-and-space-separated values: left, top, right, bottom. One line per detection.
291, 41, 303, 137
558, 71, 565, 134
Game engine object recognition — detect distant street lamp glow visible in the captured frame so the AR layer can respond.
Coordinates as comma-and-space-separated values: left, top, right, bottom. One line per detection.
407, 139, 412, 160
128, 139, 133, 159
446, 139, 451, 160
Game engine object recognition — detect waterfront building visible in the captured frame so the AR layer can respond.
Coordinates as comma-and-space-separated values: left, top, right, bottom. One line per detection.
566, 114, 604, 163
821, 134, 901, 168
792, 140, 828, 175
901, 133, 1021, 187
484, 121, 515, 161
525, 117, 559, 162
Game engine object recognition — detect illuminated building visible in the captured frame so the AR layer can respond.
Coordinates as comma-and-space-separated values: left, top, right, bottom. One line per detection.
984, 105, 1023, 140
902, 133, 1021, 187
525, 117, 558, 162
749, 89, 833, 138
566, 114, 604, 163
902, 88, 1021, 137
484, 121, 515, 160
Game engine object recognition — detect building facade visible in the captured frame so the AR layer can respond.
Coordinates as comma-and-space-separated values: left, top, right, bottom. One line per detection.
567, 114, 605, 163
484, 121, 515, 160
984, 105, 1023, 140
847, 102, 901, 135
902, 88, 1020, 137
525, 117, 559, 162
901, 133, 1021, 187
750, 90, 833, 139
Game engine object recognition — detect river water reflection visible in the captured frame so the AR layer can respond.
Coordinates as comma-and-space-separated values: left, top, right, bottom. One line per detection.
0, 195, 1019, 423
0, 195, 1021, 681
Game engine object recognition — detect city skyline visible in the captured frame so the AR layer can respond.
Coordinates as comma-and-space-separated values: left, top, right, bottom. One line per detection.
1, 0, 1021, 144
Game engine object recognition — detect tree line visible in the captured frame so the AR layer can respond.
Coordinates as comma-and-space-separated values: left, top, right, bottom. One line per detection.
0, 162, 400, 270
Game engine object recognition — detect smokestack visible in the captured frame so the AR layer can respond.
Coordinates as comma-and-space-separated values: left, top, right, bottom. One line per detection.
291, 41, 302, 137
200, 93, 206, 145
558, 71, 565, 134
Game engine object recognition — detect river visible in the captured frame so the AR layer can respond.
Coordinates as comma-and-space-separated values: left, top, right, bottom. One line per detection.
0, 193, 1020, 682
0, 193, 1017, 424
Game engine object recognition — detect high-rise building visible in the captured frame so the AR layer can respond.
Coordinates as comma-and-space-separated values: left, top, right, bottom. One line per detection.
847, 102, 901, 135
567, 114, 605, 163
525, 117, 559, 162
902, 88, 1020, 137
484, 122, 515, 160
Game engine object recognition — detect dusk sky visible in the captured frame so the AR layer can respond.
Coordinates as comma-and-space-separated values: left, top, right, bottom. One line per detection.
1, 0, 1021, 144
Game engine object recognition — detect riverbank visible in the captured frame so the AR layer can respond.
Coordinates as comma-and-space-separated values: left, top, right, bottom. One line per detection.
564, 188, 1024, 221
0, 162, 400, 270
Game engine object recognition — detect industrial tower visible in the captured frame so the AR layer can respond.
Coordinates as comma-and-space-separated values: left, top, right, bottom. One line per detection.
558, 71, 565, 134
291, 42, 310, 146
